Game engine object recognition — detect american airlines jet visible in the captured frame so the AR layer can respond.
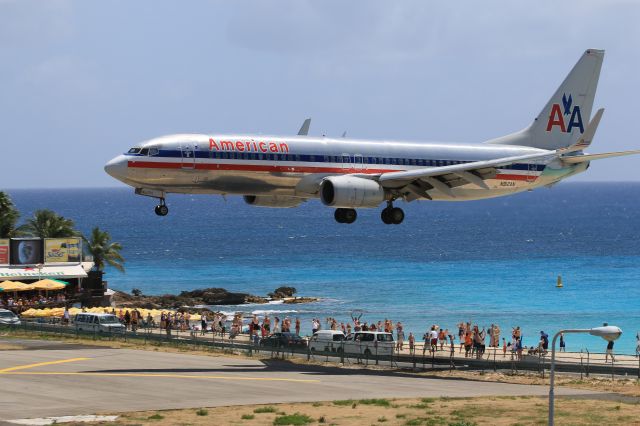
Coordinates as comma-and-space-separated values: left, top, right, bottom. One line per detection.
105, 49, 638, 224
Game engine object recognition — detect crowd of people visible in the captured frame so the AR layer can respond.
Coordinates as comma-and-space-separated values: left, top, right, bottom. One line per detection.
27, 304, 639, 361
1, 293, 66, 309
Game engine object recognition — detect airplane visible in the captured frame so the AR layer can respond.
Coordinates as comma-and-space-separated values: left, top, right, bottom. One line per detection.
105, 49, 640, 224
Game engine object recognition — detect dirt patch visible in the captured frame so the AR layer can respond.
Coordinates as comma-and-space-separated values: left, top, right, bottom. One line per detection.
85, 396, 640, 425
0, 343, 25, 350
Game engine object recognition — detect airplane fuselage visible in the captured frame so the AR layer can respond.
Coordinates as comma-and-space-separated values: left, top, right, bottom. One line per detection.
106, 133, 585, 202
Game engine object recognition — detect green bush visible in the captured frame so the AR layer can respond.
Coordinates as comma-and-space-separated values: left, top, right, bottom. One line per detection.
273, 412, 314, 425
254, 406, 278, 413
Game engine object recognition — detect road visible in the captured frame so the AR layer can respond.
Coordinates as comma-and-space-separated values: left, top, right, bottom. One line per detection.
0, 338, 601, 421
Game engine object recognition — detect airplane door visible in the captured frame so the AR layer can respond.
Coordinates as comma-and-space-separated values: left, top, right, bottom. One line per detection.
181, 144, 195, 169
354, 154, 364, 171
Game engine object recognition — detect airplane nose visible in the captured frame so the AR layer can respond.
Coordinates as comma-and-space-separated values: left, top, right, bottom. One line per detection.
104, 155, 128, 181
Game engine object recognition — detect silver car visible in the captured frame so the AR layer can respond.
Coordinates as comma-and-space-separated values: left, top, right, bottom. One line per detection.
0, 309, 21, 326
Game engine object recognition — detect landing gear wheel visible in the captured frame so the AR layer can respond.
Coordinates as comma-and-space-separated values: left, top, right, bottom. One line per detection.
381, 208, 393, 225
390, 207, 404, 225
334, 208, 357, 224
155, 201, 168, 216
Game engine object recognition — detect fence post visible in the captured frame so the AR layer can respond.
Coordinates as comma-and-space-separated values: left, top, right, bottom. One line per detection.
586, 349, 590, 378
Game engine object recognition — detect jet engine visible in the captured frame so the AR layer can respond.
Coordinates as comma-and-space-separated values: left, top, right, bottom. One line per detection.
320, 176, 386, 208
243, 195, 304, 208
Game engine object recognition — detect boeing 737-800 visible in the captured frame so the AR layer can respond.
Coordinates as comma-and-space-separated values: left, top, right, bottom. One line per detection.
105, 49, 639, 224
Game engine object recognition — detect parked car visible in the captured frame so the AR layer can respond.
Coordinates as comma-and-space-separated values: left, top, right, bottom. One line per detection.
0, 309, 20, 326
342, 331, 394, 356
308, 330, 345, 353
74, 313, 125, 333
260, 332, 307, 349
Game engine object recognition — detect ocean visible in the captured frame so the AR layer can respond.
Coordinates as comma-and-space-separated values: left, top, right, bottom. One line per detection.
6, 183, 640, 353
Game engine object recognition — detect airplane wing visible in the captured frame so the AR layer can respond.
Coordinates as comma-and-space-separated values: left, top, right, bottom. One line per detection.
376, 151, 556, 199
561, 149, 640, 163
297, 118, 311, 136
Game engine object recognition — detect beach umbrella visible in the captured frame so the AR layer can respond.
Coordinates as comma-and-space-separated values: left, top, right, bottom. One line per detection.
31, 279, 70, 291
0, 281, 31, 292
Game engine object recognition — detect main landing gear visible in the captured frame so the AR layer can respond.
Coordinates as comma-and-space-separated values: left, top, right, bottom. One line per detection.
334, 208, 357, 224
381, 202, 404, 225
154, 199, 169, 216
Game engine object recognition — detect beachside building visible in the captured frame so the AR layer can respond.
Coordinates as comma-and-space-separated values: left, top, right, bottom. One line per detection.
0, 238, 107, 309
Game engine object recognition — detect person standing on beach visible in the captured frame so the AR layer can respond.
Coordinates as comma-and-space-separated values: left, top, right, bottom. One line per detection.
559, 333, 566, 352
396, 322, 404, 351
201, 314, 207, 336
636, 333, 640, 358
295, 317, 301, 335
605, 340, 616, 363
408, 332, 415, 354
502, 338, 507, 358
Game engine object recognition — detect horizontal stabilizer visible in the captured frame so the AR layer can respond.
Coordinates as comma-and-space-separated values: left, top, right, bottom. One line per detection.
561, 150, 640, 163
558, 108, 604, 154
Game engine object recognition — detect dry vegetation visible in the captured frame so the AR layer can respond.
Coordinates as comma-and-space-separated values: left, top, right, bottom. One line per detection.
66, 396, 640, 425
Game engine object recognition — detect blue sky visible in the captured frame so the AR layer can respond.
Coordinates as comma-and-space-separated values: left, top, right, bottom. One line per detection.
2, 0, 639, 188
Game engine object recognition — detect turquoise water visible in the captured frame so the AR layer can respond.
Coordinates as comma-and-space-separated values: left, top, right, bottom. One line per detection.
7, 183, 640, 353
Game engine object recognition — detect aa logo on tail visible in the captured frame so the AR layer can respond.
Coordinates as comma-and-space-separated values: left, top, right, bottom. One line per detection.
546, 93, 584, 133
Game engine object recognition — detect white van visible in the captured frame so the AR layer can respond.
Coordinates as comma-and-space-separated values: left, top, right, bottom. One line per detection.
343, 331, 394, 356
308, 330, 345, 353
75, 313, 125, 333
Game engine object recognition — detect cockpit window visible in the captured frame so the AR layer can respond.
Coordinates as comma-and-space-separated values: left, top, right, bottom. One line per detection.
149, 147, 159, 156
139, 148, 149, 156
128, 147, 141, 154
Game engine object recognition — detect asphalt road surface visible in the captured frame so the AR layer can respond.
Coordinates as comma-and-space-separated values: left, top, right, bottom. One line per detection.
0, 339, 601, 421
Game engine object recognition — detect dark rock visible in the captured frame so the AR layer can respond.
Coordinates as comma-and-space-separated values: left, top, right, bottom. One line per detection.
268, 286, 297, 299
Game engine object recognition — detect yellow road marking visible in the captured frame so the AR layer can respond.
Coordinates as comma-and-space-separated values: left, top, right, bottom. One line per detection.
0, 357, 91, 373
1, 371, 318, 383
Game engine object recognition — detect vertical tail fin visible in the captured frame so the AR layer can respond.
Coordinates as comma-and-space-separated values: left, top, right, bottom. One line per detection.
487, 49, 604, 150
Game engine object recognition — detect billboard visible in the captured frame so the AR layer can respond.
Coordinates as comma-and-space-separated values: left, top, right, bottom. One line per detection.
44, 238, 82, 263
9, 238, 44, 265
0, 239, 8, 265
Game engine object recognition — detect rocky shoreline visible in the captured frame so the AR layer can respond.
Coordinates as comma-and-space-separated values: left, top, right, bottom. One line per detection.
111, 286, 317, 310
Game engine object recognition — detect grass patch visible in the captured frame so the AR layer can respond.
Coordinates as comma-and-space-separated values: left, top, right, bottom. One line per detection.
254, 406, 278, 413
448, 422, 477, 426
378, 416, 388, 422
312, 402, 322, 407
195, 408, 208, 416
147, 413, 164, 420
273, 412, 314, 425
421, 398, 436, 404
396, 413, 407, 419
407, 403, 429, 409
358, 398, 391, 407
332, 399, 354, 406
242, 414, 255, 420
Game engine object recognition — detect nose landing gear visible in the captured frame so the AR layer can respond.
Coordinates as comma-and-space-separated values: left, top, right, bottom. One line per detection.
381, 202, 404, 225
334, 208, 357, 224
154, 199, 169, 216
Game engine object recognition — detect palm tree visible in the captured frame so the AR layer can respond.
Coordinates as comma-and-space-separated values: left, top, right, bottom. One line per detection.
16, 209, 78, 238
0, 192, 20, 238
82, 227, 125, 272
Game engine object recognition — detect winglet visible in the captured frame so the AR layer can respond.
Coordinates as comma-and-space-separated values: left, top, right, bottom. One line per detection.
297, 118, 311, 136
558, 108, 604, 154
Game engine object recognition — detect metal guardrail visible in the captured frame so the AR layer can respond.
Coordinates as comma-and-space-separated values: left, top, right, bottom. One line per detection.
3, 321, 639, 378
